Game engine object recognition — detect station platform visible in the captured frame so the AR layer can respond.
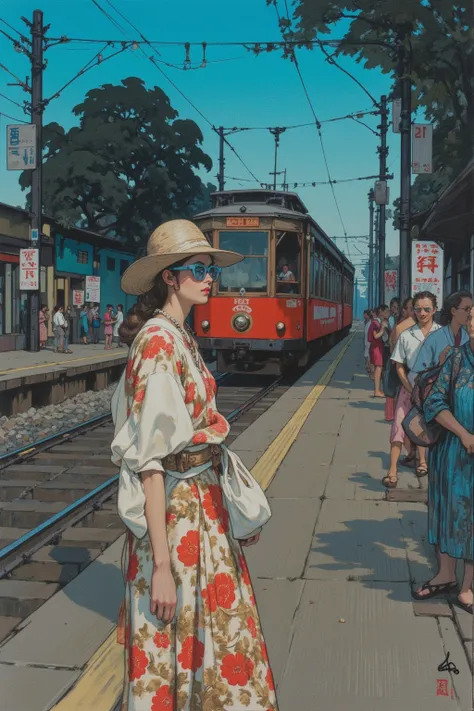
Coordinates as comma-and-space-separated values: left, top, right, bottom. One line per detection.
0, 345, 128, 416
0, 330, 471, 711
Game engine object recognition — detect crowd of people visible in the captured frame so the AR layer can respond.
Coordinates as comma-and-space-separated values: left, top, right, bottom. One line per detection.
43, 302, 125, 354
363, 290, 473, 616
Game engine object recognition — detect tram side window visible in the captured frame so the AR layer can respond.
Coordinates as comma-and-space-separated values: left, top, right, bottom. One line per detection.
312, 254, 321, 296
218, 231, 268, 293
276, 231, 301, 294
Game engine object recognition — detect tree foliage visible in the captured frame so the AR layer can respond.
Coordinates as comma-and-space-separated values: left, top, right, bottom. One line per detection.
20, 77, 215, 244
280, 1, 473, 219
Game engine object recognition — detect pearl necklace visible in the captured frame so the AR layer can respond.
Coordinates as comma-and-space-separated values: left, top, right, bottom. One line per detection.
154, 309, 201, 368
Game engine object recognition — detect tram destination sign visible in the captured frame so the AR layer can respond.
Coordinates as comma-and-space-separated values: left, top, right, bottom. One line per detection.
226, 217, 260, 228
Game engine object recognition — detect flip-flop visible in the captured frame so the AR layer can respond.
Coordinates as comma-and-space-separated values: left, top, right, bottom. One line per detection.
416, 465, 428, 478
411, 580, 458, 601
455, 598, 473, 615
382, 474, 398, 488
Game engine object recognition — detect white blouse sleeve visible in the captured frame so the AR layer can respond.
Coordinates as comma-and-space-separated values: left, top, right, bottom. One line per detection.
111, 369, 194, 475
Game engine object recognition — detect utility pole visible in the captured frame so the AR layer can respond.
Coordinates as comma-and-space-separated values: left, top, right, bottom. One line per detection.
27, 9, 44, 352
398, 38, 412, 301
217, 126, 225, 191
377, 95, 389, 304
374, 207, 380, 305
368, 189, 375, 308
269, 127, 286, 190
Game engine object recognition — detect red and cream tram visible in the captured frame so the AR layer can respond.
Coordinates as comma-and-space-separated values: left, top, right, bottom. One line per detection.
193, 189, 354, 374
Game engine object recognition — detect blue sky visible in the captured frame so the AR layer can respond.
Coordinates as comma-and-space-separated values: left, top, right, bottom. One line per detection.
0, 0, 409, 290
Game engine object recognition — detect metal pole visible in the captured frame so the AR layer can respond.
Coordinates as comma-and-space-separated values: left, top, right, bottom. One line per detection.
28, 9, 44, 352
374, 207, 380, 305
217, 126, 225, 191
399, 39, 412, 301
368, 189, 374, 308
378, 95, 388, 304
269, 128, 285, 190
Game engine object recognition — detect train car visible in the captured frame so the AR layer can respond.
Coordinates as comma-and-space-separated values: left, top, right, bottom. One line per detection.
193, 189, 354, 374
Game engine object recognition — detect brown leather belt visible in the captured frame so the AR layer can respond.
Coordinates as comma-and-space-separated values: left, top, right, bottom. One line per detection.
163, 445, 221, 474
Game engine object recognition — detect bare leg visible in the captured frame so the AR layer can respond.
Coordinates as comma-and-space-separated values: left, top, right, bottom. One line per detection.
374, 366, 384, 396
416, 446, 428, 476
459, 561, 473, 607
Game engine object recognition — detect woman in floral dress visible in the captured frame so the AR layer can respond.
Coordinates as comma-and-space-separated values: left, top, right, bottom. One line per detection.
111, 220, 278, 711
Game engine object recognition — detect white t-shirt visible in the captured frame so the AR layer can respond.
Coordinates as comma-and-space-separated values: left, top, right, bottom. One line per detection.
279, 270, 294, 281
53, 311, 66, 328
391, 323, 441, 384
113, 311, 124, 337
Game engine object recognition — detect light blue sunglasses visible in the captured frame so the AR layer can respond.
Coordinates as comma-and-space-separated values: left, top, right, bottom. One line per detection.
170, 263, 222, 282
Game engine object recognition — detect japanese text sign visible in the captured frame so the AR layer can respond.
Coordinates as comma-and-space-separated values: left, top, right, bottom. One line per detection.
20, 248, 39, 290
85, 275, 101, 302
411, 241, 444, 305
226, 217, 260, 228
73, 290, 84, 307
384, 270, 398, 303
412, 124, 433, 174
7, 124, 37, 171
392, 99, 401, 133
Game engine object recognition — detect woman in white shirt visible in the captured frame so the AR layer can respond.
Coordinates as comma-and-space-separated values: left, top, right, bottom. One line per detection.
383, 291, 440, 487
53, 305, 66, 353
113, 303, 124, 347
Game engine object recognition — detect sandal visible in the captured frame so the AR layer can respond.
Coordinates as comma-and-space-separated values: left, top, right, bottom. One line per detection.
411, 580, 458, 601
416, 464, 428, 478
64, 349, 73, 354
455, 598, 473, 615
382, 474, 398, 488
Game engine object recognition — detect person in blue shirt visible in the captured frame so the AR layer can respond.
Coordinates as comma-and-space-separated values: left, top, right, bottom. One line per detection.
411, 290, 472, 374
79, 305, 90, 345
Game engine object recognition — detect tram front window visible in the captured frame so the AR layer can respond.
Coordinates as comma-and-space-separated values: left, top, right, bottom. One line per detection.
276, 231, 301, 294
218, 231, 268, 293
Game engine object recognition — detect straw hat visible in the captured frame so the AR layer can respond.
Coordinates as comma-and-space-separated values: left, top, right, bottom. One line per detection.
121, 219, 243, 295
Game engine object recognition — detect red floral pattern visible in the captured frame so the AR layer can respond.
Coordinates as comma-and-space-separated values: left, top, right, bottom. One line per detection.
266, 668, 275, 691
143, 335, 174, 360
215, 572, 236, 609
126, 552, 139, 582
202, 581, 217, 613
178, 635, 205, 672
221, 652, 254, 686
151, 685, 174, 711
129, 645, 148, 680
154, 632, 170, 649
247, 616, 257, 638
239, 553, 251, 586
192, 431, 208, 445
203, 484, 229, 534
184, 382, 196, 404
176, 530, 200, 567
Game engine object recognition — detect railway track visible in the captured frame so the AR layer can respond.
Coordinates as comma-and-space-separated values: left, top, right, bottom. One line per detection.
0, 371, 289, 643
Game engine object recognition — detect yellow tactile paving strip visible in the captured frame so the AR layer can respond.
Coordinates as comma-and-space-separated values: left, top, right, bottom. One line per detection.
51, 333, 355, 710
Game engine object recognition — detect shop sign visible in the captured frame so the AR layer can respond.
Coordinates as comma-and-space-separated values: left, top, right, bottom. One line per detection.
226, 217, 260, 228
411, 241, 444, 304
384, 270, 398, 303
7, 124, 37, 170
85, 275, 101, 302
19, 248, 39, 290
73, 290, 84, 306
412, 124, 433, 174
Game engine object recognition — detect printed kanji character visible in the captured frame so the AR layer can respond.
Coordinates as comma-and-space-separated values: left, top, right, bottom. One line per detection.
436, 679, 449, 697
416, 255, 439, 274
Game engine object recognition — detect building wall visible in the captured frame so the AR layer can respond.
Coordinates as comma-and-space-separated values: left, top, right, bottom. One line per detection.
97, 247, 134, 314
55, 236, 94, 277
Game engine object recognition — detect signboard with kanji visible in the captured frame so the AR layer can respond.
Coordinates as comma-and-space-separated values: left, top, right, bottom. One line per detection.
73, 290, 84, 307
411, 241, 444, 305
85, 275, 101, 302
384, 270, 398, 303
7, 124, 37, 171
412, 124, 433, 174
226, 217, 260, 228
20, 248, 39, 290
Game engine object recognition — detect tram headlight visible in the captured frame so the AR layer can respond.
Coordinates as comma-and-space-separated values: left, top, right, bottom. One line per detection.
276, 321, 286, 335
201, 320, 210, 332
233, 314, 250, 332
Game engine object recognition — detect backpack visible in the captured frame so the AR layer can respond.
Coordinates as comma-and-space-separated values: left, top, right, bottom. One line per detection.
402, 350, 462, 448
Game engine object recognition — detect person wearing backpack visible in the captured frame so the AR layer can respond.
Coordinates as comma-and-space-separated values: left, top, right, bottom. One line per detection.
383, 292, 440, 487
411, 306, 474, 615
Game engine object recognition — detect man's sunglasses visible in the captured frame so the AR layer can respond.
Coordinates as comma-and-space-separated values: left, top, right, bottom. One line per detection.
169, 263, 222, 282
414, 306, 433, 313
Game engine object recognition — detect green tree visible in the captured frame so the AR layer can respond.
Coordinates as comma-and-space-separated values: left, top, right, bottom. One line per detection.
278, 1, 473, 219
20, 77, 214, 244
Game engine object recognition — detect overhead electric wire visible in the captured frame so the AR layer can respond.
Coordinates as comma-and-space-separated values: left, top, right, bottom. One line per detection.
92, 0, 261, 185
0, 111, 29, 123
0, 91, 26, 110
316, 40, 380, 109
271, 1, 355, 256
0, 62, 29, 91
0, 17, 28, 40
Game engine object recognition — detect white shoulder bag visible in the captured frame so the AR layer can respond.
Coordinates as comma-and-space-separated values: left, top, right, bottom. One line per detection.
220, 446, 271, 540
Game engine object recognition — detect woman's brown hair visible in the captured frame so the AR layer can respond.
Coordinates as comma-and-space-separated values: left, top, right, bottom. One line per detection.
119, 257, 189, 347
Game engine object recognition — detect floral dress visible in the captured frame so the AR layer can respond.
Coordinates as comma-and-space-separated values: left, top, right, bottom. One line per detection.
112, 317, 278, 711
